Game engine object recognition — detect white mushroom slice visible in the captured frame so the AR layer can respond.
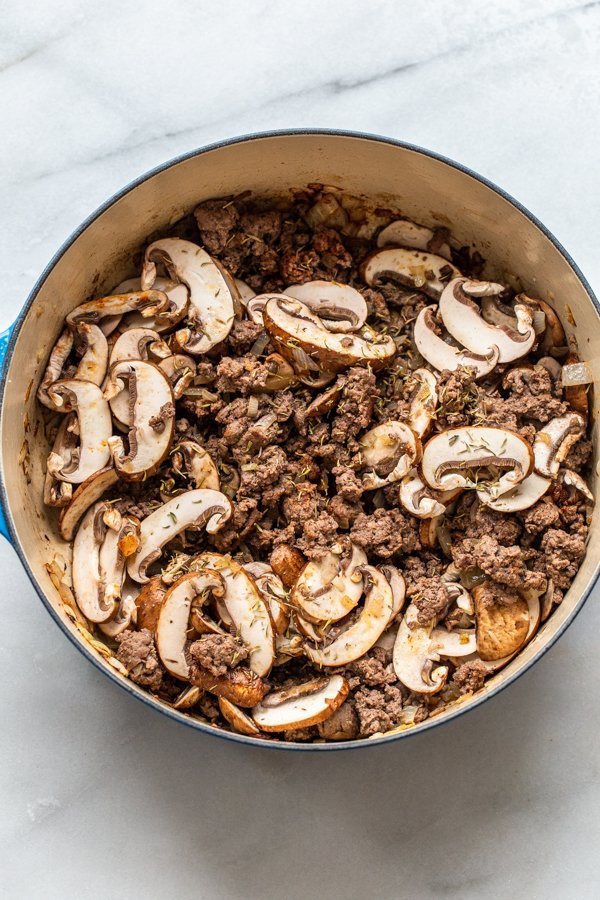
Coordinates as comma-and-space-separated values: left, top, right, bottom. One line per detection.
254, 571, 290, 636
44, 415, 77, 507
127, 490, 232, 583
98, 513, 139, 610
234, 279, 256, 304
99, 580, 139, 638
420, 426, 533, 502
483, 472, 551, 512
360, 248, 460, 299
156, 571, 226, 679
142, 238, 236, 352
561, 469, 594, 502
247, 293, 289, 327
284, 281, 368, 332
359, 421, 422, 489
533, 413, 586, 478
37, 329, 74, 409
392, 605, 449, 694
445, 582, 475, 615
73, 324, 109, 386
193, 553, 275, 677
158, 354, 196, 399
109, 327, 171, 366
429, 627, 477, 658
376, 218, 453, 260
409, 368, 438, 438
113, 276, 190, 332
399, 469, 455, 519
292, 543, 367, 623
304, 566, 394, 666
262, 354, 297, 392
72, 503, 119, 623
66, 290, 169, 331
379, 565, 406, 622
439, 278, 536, 363
104, 360, 175, 481
47, 380, 112, 483
219, 697, 261, 735
461, 280, 505, 298
414, 306, 499, 378
252, 675, 349, 732
172, 441, 220, 490
263, 297, 396, 374
242, 561, 272, 578
173, 686, 203, 710
480, 293, 524, 332
58, 466, 119, 541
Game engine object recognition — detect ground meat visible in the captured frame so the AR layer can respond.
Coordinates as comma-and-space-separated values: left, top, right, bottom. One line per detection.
188, 634, 248, 678
453, 499, 522, 546
312, 229, 353, 270
520, 499, 561, 535
298, 511, 339, 558
451, 660, 488, 695
436, 366, 480, 428
331, 367, 378, 445
470, 579, 524, 609
564, 439, 593, 472
194, 199, 239, 254
226, 320, 265, 355
350, 508, 419, 558
409, 577, 451, 625
283, 482, 322, 525
402, 553, 445, 585
354, 684, 406, 737
148, 401, 175, 432
346, 647, 396, 687
115, 629, 164, 691
501, 366, 567, 424
280, 248, 320, 283
538, 528, 586, 589
215, 356, 272, 394
317, 702, 359, 741
334, 466, 364, 502
327, 494, 363, 529
453, 535, 546, 592
237, 446, 288, 503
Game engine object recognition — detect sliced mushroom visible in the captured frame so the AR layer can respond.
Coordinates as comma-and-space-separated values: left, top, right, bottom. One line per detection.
482, 472, 551, 512
112, 276, 190, 332
109, 327, 171, 366
191, 553, 275, 677
252, 675, 349, 732
439, 278, 536, 363
359, 421, 422, 490
392, 604, 449, 694
399, 469, 459, 519
98, 582, 138, 638
44, 415, 77, 507
218, 697, 261, 735
234, 279, 256, 304
420, 426, 533, 503
37, 329, 74, 409
47, 380, 112, 483
270, 544, 306, 589
104, 360, 175, 481
284, 281, 368, 332
171, 441, 220, 491
263, 296, 396, 374
408, 368, 438, 438
57, 466, 119, 540
262, 354, 297, 392
135, 576, 167, 632
253, 571, 290, 636
72, 502, 120, 623
361, 247, 460, 299
73, 323, 109, 385
156, 571, 226, 679
304, 378, 345, 418
304, 567, 394, 667
533, 413, 585, 478
414, 306, 499, 378
473, 583, 530, 661
292, 543, 367, 623
561, 469, 594, 502
379, 565, 407, 622
247, 293, 291, 327
127, 490, 232, 583
191, 667, 269, 708
563, 352, 589, 419
141, 238, 236, 352
66, 291, 169, 331
173, 686, 203, 710
376, 219, 452, 260
429, 627, 477, 658
533, 297, 566, 355
99, 512, 139, 606
159, 354, 197, 399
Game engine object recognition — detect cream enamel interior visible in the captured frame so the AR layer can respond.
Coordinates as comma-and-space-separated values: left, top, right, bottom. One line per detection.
1, 132, 598, 746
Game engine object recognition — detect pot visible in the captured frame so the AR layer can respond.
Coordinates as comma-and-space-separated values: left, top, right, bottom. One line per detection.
1, 130, 598, 750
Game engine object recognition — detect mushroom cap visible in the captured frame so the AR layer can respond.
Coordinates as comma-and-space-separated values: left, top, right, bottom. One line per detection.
292, 542, 367, 623
420, 426, 533, 502
104, 360, 175, 482
392, 604, 449, 694
263, 296, 396, 374
192, 553, 275, 678
270, 544, 306, 589
156, 570, 226, 680
58, 466, 119, 540
142, 238, 236, 352
376, 218, 452, 260
473, 584, 530, 661
483, 472, 551, 512
218, 697, 261, 735
414, 305, 500, 378
191, 667, 268, 708
135, 576, 167, 633
127, 489, 232, 583
284, 281, 368, 332
47, 379, 113, 484
360, 247, 460, 299
359, 421, 422, 490
439, 278, 536, 363
533, 412, 586, 478
158, 353, 196, 399
304, 566, 395, 666
252, 675, 349, 732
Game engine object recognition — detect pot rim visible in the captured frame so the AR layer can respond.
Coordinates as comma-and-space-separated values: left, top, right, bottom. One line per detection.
1, 127, 598, 751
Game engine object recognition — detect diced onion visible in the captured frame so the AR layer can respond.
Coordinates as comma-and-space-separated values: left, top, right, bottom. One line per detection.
562, 361, 593, 387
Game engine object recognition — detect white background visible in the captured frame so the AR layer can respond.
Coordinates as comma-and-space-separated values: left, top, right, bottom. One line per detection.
1, 2, 599, 897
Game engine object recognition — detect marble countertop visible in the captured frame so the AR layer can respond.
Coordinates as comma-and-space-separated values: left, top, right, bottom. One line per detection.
1, 1, 600, 897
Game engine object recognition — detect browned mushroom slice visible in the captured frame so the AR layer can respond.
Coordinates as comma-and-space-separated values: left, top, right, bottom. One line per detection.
104, 360, 175, 481
414, 306, 499, 378
246, 293, 290, 326
292, 543, 367, 623
376, 218, 453, 259
142, 238, 236, 352
253, 570, 290, 636
95, 514, 140, 629
360, 247, 460, 299
392, 604, 449, 694
171, 441, 220, 490
252, 675, 349, 732
262, 354, 297, 392
473, 583, 530, 661
263, 296, 396, 374
439, 278, 536, 363
533, 413, 586, 478
43, 414, 77, 507
270, 544, 306, 589
562, 352, 589, 419
284, 281, 368, 332
112, 276, 190, 332
408, 368, 438, 438
304, 378, 345, 418
66, 290, 169, 331
37, 329, 74, 410
218, 697, 261, 735
304, 566, 394, 666
156, 570, 226, 679
191, 667, 268, 708
135, 576, 167, 632
173, 686, 203, 710
47, 380, 112, 483
58, 466, 119, 540
530, 296, 566, 355
159, 354, 197, 399
127, 489, 232, 583
359, 421, 422, 489
561, 469, 594, 502
420, 426, 533, 503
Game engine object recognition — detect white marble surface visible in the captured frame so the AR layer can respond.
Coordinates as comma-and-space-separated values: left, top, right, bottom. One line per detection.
1, 1, 600, 897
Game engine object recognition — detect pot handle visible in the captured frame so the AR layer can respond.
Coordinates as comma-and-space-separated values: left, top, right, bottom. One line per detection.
0, 322, 15, 543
